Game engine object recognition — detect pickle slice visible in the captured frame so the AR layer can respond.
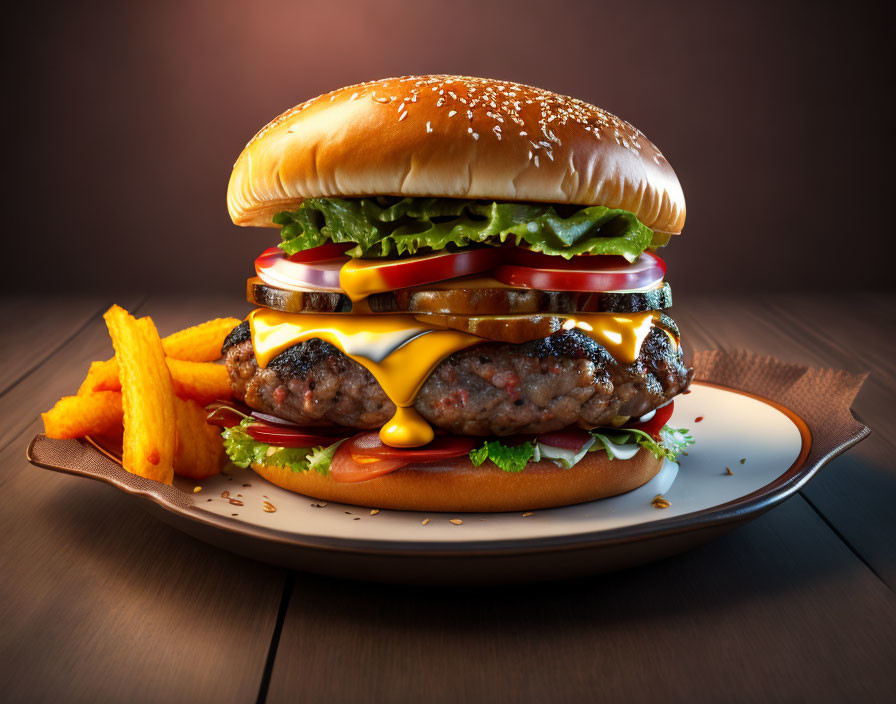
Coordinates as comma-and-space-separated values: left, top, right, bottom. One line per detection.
247, 278, 672, 315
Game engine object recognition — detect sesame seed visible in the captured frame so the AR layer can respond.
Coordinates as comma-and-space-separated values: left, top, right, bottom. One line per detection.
370, 509, 380, 515
449, 518, 463, 525
248, 75, 660, 163
522, 512, 534, 517
425, 121, 433, 133
192, 486, 202, 494
263, 501, 277, 512
448, 110, 457, 117
652, 495, 671, 509
422, 518, 430, 525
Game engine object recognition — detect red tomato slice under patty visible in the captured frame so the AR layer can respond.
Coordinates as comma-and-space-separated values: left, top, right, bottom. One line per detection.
245, 424, 353, 448
329, 441, 410, 483
627, 401, 675, 438
349, 432, 478, 461
493, 250, 666, 292
535, 427, 593, 451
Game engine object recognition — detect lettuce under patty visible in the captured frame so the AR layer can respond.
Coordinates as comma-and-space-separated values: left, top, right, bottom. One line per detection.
274, 197, 661, 262
469, 425, 693, 472
222, 418, 341, 474
222, 417, 694, 477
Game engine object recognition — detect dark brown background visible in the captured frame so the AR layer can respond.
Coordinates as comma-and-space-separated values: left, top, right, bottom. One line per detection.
7, 0, 892, 297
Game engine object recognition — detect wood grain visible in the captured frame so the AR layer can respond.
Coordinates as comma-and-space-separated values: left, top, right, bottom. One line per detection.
267, 292, 896, 703
0, 296, 113, 397
0, 297, 281, 704
2, 293, 894, 703
268, 498, 896, 704
673, 292, 896, 587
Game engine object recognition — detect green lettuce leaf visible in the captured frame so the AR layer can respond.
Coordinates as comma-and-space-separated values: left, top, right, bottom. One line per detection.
274, 197, 658, 262
469, 424, 694, 473
590, 425, 694, 462
221, 419, 342, 474
307, 439, 346, 474
469, 440, 536, 473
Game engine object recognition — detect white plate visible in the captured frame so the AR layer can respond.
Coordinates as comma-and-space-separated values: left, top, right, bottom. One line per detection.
189, 384, 803, 541
29, 381, 820, 583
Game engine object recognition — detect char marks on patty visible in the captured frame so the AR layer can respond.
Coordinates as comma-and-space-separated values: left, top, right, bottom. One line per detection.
223, 318, 692, 436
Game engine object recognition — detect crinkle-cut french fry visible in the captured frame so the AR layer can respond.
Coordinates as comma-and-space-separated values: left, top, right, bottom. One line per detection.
82, 358, 232, 404
161, 317, 243, 362
77, 317, 242, 395
167, 359, 232, 404
104, 306, 176, 484
78, 359, 119, 395
41, 392, 123, 439
173, 398, 226, 479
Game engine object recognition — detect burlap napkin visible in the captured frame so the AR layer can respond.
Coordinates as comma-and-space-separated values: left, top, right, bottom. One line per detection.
693, 349, 869, 476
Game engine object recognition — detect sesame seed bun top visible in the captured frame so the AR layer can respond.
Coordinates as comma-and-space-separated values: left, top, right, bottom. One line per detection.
227, 75, 686, 235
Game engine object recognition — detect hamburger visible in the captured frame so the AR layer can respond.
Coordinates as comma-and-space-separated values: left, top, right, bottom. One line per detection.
216, 75, 694, 512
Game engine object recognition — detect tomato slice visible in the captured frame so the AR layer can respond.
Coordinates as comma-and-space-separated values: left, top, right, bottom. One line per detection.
205, 406, 247, 429
345, 247, 502, 292
493, 251, 666, 292
257, 246, 503, 295
329, 441, 410, 483
349, 432, 478, 461
287, 242, 353, 263
535, 427, 593, 451
626, 401, 675, 438
245, 424, 353, 447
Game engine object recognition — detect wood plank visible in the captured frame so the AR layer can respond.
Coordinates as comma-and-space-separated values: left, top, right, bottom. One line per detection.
267, 497, 896, 703
673, 292, 896, 587
0, 295, 143, 455
267, 293, 896, 703
0, 296, 115, 398
0, 296, 282, 703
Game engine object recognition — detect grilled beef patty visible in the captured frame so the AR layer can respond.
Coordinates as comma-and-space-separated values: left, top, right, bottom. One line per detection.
222, 319, 692, 436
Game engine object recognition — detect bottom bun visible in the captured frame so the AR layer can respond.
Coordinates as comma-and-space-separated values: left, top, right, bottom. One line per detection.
250, 450, 663, 512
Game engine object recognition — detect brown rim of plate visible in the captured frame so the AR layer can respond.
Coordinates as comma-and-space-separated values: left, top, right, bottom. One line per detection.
27, 381, 854, 558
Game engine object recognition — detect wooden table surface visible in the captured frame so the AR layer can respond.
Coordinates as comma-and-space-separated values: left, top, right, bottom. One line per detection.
1, 292, 894, 703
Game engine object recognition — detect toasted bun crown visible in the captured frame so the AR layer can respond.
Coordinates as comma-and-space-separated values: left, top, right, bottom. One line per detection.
228, 75, 685, 234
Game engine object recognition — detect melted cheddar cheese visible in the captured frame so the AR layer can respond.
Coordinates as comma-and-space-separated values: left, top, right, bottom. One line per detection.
248, 309, 672, 448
